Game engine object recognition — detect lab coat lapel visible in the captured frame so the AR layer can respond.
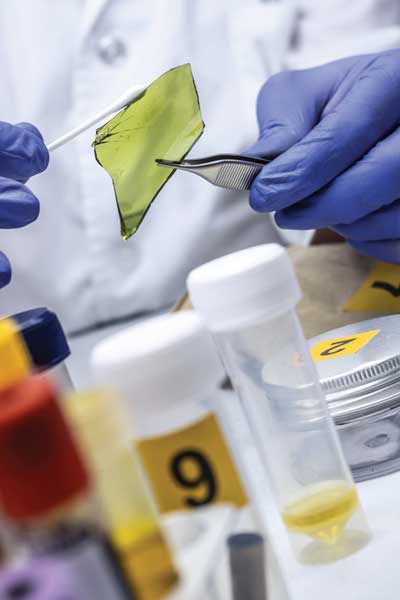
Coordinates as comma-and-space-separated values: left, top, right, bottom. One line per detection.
79, 0, 112, 43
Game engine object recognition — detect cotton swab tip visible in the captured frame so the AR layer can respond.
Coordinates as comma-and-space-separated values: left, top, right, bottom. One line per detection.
47, 82, 147, 152
113, 84, 147, 112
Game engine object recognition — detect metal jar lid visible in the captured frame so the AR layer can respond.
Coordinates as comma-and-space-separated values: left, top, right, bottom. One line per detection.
309, 316, 400, 425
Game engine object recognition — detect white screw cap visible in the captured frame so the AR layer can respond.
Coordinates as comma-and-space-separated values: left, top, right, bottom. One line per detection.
187, 244, 301, 331
91, 311, 225, 421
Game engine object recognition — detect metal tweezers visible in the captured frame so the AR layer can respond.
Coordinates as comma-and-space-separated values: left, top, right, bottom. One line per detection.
156, 154, 270, 192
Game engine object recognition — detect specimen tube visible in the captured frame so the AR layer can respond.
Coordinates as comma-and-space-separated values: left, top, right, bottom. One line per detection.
188, 244, 370, 564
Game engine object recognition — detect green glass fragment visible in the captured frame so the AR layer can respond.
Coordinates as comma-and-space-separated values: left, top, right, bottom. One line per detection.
93, 63, 205, 239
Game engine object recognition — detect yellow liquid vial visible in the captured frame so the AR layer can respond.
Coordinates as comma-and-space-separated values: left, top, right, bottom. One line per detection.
113, 519, 179, 600
281, 483, 359, 545
97, 448, 179, 600
64, 389, 180, 600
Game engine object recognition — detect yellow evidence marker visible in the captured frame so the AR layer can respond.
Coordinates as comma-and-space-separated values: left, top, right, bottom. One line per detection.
137, 414, 247, 514
344, 261, 400, 314
311, 329, 380, 362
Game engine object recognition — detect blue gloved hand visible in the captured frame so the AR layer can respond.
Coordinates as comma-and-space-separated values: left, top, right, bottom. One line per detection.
248, 50, 400, 263
0, 121, 48, 287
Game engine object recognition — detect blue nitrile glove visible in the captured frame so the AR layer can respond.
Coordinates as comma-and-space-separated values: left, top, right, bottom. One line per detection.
0, 122, 48, 287
248, 51, 400, 264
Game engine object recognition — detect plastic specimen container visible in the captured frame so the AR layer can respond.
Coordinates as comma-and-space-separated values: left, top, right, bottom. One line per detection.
187, 244, 370, 563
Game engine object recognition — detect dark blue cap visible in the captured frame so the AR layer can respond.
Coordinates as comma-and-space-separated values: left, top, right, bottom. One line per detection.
11, 307, 70, 370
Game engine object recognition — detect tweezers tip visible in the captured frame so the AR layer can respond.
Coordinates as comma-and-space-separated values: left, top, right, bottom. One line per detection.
155, 158, 175, 167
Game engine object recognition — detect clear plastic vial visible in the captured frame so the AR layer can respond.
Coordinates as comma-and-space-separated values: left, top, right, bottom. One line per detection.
187, 244, 370, 564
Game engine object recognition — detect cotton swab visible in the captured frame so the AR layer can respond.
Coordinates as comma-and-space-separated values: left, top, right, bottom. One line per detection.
47, 83, 146, 152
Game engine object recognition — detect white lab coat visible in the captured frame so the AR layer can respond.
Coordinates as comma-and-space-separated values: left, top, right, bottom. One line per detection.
0, 0, 399, 334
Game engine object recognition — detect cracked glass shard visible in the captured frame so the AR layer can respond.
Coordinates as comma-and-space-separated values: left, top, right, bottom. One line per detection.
93, 64, 204, 239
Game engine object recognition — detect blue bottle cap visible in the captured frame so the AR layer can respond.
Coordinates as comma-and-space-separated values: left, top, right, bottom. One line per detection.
11, 307, 70, 370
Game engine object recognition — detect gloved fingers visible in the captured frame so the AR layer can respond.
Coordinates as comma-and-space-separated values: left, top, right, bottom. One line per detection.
246, 63, 342, 159
15, 122, 45, 141
348, 239, 400, 264
246, 74, 320, 158
333, 201, 400, 242
0, 252, 11, 288
0, 121, 49, 181
274, 126, 400, 229
0, 177, 40, 228
250, 51, 400, 213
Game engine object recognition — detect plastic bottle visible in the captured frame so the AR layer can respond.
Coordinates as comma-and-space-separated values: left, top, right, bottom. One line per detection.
64, 388, 180, 600
10, 307, 73, 391
0, 318, 33, 562
187, 244, 370, 564
0, 323, 133, 599
91, 312, 247, 517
